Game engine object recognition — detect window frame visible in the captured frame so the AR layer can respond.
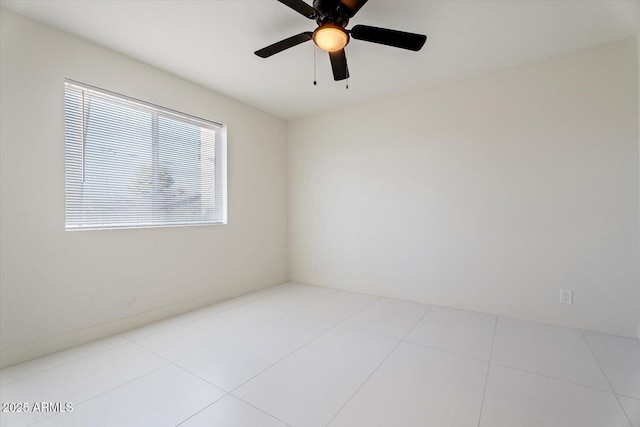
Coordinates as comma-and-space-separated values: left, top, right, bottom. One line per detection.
64, 79, 227, 231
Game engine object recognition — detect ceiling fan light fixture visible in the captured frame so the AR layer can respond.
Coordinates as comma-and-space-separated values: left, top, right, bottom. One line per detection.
255, 0, 427, 81
313, 24, 349, 52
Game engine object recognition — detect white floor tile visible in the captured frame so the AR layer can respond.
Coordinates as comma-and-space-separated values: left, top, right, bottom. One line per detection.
249, 282, 334, 312
405, 306, 496, 360
479, 364, 630, 427
233, 326, 398, 427
6, 283, 635, 427
583, 331, 640, 399
0, 335, 128, 386
341, 297, 430, 339
619, 396, 640, 427
491, 317, 610, 391
132, 304, 280, 361
176, 312, 333, 391
179, 395, 288, 427
328, 342, 488, 427
36, 365, 225, 427
121, 297, 244, 341
0, 344, 167, 426
290, 290, 377, 325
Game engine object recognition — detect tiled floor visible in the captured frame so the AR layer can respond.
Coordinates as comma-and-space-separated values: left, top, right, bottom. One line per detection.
1, 282, 638, 427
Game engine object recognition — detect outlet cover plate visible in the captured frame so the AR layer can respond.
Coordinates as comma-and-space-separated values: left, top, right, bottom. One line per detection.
560, 289, 573, 305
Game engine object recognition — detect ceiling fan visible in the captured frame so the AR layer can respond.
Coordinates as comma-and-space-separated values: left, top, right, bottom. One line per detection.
255, 0, 427, 81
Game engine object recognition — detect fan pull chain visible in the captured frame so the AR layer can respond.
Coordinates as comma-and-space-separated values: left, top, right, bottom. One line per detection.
346, 77, 349, 90
313, 46, 317, 86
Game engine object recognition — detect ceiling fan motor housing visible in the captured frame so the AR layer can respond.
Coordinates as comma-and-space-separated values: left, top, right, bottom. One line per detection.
312, 0, 350, 27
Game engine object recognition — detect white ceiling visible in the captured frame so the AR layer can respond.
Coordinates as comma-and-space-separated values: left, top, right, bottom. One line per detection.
2, 0, 640, 119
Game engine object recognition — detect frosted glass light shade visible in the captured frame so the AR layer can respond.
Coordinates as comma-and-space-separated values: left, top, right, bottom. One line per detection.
313, 25, 349, 52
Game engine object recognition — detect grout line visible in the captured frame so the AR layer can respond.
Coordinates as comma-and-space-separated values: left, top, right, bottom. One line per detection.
338, 324, 411, 342
18, 293, 381, 426
5, 287, 376, 426
489, 362, 621, 395
334, 296, 381, 325
174, 395, 230, 427
243, 288, 339, 319
169, 311, 288, 365
32, 355, 225, 426
122, 287, 379, 416
399, 339, 491, 363
127, 306, 284, 365
169, 305, 346, 393
230, 395, 294, 427
244, 301, 288, 313
476, 315, 499, 427
616, 393, 640, 401
0, 337, 131, 387
36, 345, 228, 427
248, 285, 338, 314
334, 302, 464, 345
324, 305, 434, 427
227, 296, 381, 395
30, 364, 170, 426
121, 295, 255, 341
402, 304, 433, 339
171, 363, 231, 392
125, 338, 175, 364
14, 284, 637, 427
580, 329, 634, 427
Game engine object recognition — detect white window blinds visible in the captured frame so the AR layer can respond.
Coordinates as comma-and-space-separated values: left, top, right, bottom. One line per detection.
64, 80, 227, 230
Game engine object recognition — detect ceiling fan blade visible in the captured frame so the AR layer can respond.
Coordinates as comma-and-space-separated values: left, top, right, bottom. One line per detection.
351, 25, 427, 51
277, 0, 317, 19
340, 0, 368, 17
329, 49, 349, 81
255, 32, 313, 58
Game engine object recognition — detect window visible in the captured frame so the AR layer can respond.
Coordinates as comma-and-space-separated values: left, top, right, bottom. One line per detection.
64, 80, 226, 230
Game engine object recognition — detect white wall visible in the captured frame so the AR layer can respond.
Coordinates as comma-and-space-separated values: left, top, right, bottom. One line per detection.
0, 9, 288, 367
637, 33, 640, 341
289, 37, 640, 338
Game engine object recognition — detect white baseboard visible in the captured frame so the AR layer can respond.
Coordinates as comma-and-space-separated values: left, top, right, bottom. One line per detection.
0, 282, 279, 368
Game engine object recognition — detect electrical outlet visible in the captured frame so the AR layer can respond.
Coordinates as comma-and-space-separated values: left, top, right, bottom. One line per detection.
559, 289, 573, 305
311, 262, 318, 272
